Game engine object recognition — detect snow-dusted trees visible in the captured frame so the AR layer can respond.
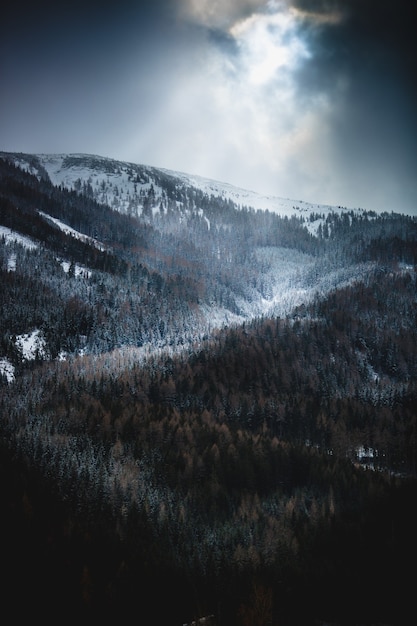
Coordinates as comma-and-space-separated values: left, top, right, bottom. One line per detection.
2, 153, 417, 623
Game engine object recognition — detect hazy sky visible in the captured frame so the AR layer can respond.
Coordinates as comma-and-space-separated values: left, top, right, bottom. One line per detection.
1, 0, 416, 214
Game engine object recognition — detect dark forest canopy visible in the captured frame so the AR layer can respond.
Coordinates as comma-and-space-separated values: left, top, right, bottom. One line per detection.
1, 154, 416, 625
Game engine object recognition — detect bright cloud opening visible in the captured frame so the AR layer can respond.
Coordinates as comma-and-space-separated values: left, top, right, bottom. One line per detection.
229, 5, 310, 85
127, 1, 323, 201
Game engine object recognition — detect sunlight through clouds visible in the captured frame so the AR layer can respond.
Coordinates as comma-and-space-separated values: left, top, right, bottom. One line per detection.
229, 3, 310, 86
123, 0, 367, 208
166, 0, 326, 199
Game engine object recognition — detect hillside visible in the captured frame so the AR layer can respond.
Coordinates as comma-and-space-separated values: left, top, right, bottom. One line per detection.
4, 151, 358, 216
1, 152, 417, 625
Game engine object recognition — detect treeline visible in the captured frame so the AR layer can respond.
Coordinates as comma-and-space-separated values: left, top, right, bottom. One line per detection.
315, 208, 417, 266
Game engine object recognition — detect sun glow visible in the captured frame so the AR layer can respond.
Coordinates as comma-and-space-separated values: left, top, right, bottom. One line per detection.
229, 5, 310, 85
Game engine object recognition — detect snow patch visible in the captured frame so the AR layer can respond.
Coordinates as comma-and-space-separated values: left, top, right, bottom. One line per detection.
158, 168, 364, 219
7, 253, 17, 272
60, 260, 92, 278
1, 226, 38, 271
38, 211, 107, 251
0, 225, 38, 250
15, 329, 48, 361
0, 358, 15, 383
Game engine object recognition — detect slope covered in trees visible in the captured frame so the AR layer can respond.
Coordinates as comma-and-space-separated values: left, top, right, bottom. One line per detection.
1, 153, 417, 624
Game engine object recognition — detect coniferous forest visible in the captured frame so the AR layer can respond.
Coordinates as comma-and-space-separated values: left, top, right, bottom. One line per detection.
1, 153, 417, 624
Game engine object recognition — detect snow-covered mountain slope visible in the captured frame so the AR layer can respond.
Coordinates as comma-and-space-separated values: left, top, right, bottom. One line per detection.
3, 152, 365, 222
158, 167, 354, 217
1, 149, 416, 378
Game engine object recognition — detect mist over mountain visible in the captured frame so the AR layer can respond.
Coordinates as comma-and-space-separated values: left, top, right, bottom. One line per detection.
1, 152, 416, 625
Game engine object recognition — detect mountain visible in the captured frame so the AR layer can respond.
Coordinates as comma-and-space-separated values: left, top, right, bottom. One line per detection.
1, 151, 415, 365
1, 151, 417, 624
4, 151, 358, 217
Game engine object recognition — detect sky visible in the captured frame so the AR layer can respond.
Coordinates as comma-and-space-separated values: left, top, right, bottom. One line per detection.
1, 0, 416, 215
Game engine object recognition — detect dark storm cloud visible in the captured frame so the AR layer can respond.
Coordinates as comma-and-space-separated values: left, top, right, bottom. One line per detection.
292, 0, 416, 93
286, 0, 417, 213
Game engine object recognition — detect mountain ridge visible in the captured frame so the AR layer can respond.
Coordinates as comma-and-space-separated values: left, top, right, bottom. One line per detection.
1, 150, 368, 221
